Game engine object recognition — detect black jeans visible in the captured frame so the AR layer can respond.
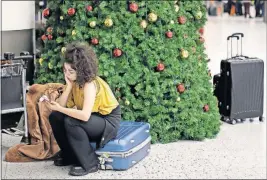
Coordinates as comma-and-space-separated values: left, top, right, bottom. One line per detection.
49, 106, 120, 170
236, 2, 243, 15
244, 3, 251, 17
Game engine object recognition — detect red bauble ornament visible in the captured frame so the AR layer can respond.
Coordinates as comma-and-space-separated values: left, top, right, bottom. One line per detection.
203, 104, 209, 112
68, 8, 76, 16
47, 34, 53, 40
86, 5, 93, 12
199, 27, 204, 35
41, 35, 47, 41
165, 31, 173, 38
129, 3, 138, 13
177, 84, 185, 93
43, 8, 50, 18
46, 27, 53, 33
178, 16, 186, 24
113, 48, 122, 57
91, 38, 99, 45
157, 63, 165, 72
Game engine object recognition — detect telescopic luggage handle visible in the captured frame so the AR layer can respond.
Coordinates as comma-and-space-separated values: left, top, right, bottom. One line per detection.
227, 35, 239, 58
231, 33, 244, 37
227, 35, 239, 40
231, 33, 244, 56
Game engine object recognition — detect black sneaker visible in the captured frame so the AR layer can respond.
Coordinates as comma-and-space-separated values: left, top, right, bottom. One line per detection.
69, 165, 98, 176
54, 157, 76, 166
53, 151, 77, 166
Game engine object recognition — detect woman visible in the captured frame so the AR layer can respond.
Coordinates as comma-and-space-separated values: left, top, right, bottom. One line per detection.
47, 42, 121, 176
243, 0, 253, 18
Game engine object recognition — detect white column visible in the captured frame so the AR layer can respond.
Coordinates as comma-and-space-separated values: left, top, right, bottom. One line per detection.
2, 1, 35, 31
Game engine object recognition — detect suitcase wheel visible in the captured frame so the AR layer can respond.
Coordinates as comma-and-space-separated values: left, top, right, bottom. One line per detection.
230, 119, 237, 125
259, 116, 264, 122
221, 116, 228, 122
241, 119, 246, 122
249, 118, 254, 122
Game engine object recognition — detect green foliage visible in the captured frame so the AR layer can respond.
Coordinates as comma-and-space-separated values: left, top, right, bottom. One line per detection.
36, 0, 221, 143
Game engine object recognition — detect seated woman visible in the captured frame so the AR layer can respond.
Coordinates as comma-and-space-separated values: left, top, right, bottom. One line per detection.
47, 41, 121, 176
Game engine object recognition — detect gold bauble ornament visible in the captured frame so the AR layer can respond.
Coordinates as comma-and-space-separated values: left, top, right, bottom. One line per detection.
48, 62, 53, 69
72, 30, 76, 36
125, 100, 130, 105
89, 21, 96, 28
170, 20, 175, 24
148, 12, 158, 22
39, 58, 44, 66
195, 11, 203, 20
104, 18, 113, 27
61, 47, 66, 54
60, 16, 64, 20
181, 49, 189, 59
174, 5, 179, 12
176, 97, 181, 102
140, 20, 148, 29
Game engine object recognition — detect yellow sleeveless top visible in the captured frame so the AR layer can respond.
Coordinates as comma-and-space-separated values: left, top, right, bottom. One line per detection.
66, 76, 119, 115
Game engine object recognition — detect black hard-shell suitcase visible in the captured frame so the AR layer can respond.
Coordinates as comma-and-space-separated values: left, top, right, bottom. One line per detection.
216, 33, 264, 124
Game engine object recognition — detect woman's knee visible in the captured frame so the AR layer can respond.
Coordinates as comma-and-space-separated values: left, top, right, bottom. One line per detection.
49, 111, 64, 123
64, 116, 79, 129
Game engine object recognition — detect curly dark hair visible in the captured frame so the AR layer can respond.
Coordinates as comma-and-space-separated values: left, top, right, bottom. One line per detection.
62, 41, 98, 87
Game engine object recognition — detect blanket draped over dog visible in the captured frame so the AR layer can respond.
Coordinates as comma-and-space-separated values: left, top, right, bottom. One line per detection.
5, 83, 65, 162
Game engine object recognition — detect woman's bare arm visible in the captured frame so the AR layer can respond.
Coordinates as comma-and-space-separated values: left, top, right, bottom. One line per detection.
57, 82, 96, 121
57, 85, 72, 107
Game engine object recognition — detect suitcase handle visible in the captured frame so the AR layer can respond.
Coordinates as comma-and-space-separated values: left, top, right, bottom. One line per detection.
227, 35, 239, 41
227, 35, 239, 58
231, 33, 244, 37
231, 33, 244, 56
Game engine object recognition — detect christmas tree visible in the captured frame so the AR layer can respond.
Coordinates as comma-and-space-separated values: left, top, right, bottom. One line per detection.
35, 0, 221, 143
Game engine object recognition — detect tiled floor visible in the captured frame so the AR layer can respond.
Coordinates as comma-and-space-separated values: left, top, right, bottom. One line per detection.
1, 15, 266, 179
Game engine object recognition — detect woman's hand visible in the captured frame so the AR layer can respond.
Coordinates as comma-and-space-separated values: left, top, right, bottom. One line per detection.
65, 74, 73, 88
46, 101, 61, 111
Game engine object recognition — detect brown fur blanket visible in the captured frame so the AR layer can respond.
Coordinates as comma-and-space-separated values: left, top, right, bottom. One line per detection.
4, 83, 65, 162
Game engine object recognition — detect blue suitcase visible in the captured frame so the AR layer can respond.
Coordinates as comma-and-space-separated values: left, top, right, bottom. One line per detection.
92, 121, 151, 171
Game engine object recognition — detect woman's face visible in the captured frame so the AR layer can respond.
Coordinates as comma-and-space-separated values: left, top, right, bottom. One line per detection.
63, 63, 77, 81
